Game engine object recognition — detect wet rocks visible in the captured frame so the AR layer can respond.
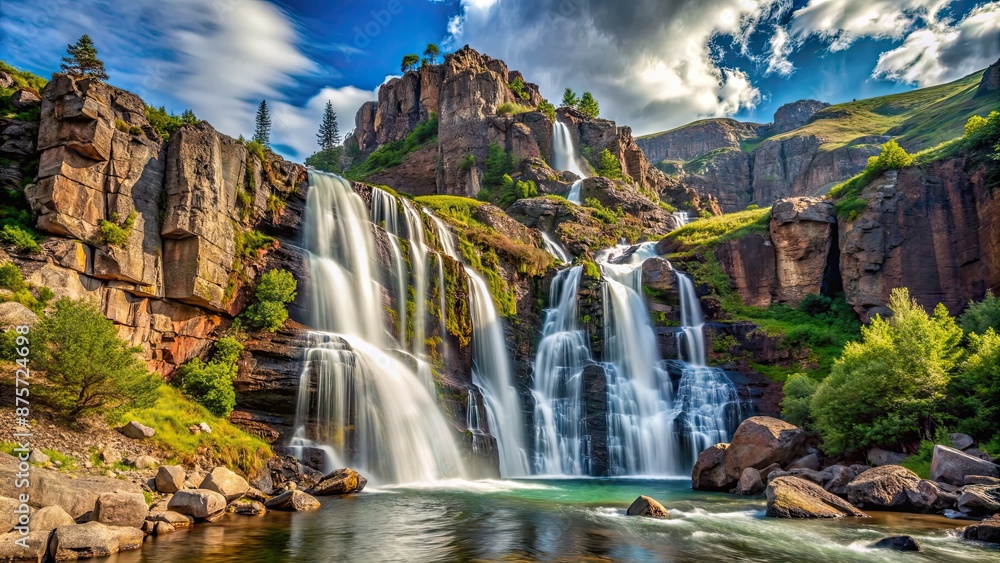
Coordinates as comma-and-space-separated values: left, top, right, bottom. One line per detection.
724, 416, 806, 480
962, 514, 1000, 544
845, 465, 921, 510
870, 535, 921, 552
48, 522, 144, 561
956, 485, 1000, 516
765, 476, 868, 519
625, 495, 669, 518
167, 489, 227, 519
264, 490, 320, 512
930, 445, 1000, 486
691, 443, 734, 491
308, 468, 367, 496
735, 468, 764, 495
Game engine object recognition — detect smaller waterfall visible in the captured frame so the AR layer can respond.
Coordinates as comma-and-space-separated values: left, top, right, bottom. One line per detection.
540, 231, 571, 264
370, 188, 408, 344
566, 180, 583, 205
672, 210, 690, 227
676, 272, 706, 366
552, 122, 588, 178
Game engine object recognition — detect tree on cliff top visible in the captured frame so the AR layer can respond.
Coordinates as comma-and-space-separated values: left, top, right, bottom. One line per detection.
401, 54, 420, 73
317, 100, 340, 150
60, 34, 108, 80
578, 92, 600, 119
561, 88, 579, 109
253, 100, 271, 146
424, 43, 440, 65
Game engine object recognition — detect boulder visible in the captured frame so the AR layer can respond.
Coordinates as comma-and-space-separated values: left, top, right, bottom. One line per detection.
787, 468, 826, 486
787, 453, 820, 471
31, 505, 76, 531
119, 421, 155, 440
950, 433, 975, 451
133, 456, 158, 469
724, 417, 806, 480
146, 510, 193, 528
9, 89, 42, 110
27, 450, 49, 465
0, 530, 50, 562
845, 465, 921, 509
765, 476, 868, 518
691, 443, 734, 491
47, 522, 144, 561
152, 521, 175, 536
93, 491, 148, 529
905, 479, 958, 513
625, 495, 668, 518
735, 468, 764, 495
963, 448, 993, 462
930, 444, 1000, 486
264, 490, 320, 512
821, 465, 855, 495
870, 536, 921, 552
759, 463, 782, 483
229, 499, 266, 516
307, 468, 367, 496
962, 514, 1000, 544
0, 302, 39, 329
155, 465, 186, 494
965, 475, 1000, 486
867, 447, 906, 467
0, 496, 20, 533
98, 445, 121, 465
199, 466, 249, 502
957, 484, 1000, 516
167, 489, 227, 519
0, 453, 141, 518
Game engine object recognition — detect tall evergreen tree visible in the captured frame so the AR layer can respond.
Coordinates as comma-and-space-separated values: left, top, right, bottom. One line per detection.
424, 43, 441, 64
578, 92, 600, 118
561, 88, 578, 109
401, 54, 420, 73
254, 100, 271, 146
60, 34, 108, 80
316, 100, 340, 150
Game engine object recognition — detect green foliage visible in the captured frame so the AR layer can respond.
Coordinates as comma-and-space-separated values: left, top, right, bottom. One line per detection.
578, 92, 599, 119
34, 298, 159, 419
483, 142, 515, 188
459, 153, 476, 171
401, 54, 420, 73
424, 44, 441, 64
143, 105, 198, 141
0, 61, 45, 121
305, 147, 343, 172
947, 328, 1000, 441
959, 291, 1000, 335
243, 269, 297, 332
811, 288, 963, 454
799, 293, 832, 316
509, 76, 530, 101
60, 35, 108, 80
97, 211, 136, 247
594, 148, 624, 180
582, 260, 601, 279
347, 114, 438, 178
781, 373, 819, 428
253, 100, 271, 146
177, 337, 244, 417
497, 102, 533, 116
316, 100, 341, 150
665, 207, 770, 250
584, 198, 620, 224
829, 140, 915, 219
561, 88, 579, 109
0, 263, 25, 291
0, 224, 40, 254
267, 194, 287, 216
240, 230, 275, 259
538, 99, 556, 121
900, 440, 936, 479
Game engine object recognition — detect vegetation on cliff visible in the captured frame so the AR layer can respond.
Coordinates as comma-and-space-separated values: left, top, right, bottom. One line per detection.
242, 269, 298, 332
177, 336, 244, 417
347, 113, 438, 179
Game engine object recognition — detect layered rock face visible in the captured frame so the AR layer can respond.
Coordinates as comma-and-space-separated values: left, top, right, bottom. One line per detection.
20, 74, 307, 376
769, 198, 838, 304
636, 118, 761, 163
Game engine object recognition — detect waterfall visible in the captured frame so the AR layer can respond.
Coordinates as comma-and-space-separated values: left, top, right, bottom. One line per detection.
672, 211, 689, 227
552, 121, 588, 204
540, 231, 570, 264
369, 188, 408, 344
566, 180, 583, 205
676, 272, 706, 366
292, 172, 466, 483
427, 211, 530, 477
530, 266, 592, 475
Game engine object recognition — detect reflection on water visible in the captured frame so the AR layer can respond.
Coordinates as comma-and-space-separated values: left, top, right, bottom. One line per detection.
111, 480, 991, 563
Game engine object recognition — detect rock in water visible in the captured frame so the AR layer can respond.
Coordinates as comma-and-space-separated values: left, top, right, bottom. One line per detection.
264, 490, 321, 512
766, 476, 868, 519
930, 444, 1000, 486
962, 514, 1000, 544
155, 465, 186, 493
0, 529, 50, 560
120, 420, 155, 439
692, 443, 734, 491
47, 522, 144, 561
308, 468, 367, 496
200, 466, 250, 502
735, 468, 764, 495
625, 495, 668, 518
870, 536, 921, 552
845, 465, 920, 509
957, 485, 1000, 516
724, 417, 806, 480
167, 489, 227, 519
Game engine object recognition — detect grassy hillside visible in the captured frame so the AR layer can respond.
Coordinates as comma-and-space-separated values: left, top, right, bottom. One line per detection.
771, 70, 995, 151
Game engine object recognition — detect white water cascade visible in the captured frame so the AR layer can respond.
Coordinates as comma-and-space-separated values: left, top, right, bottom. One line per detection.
427, 214, 530, 477
530, 266, 592, 475
540, 231, 570, 264
552, 121, 588, 204
292, 172, 466, 483
676, 272, 707, 366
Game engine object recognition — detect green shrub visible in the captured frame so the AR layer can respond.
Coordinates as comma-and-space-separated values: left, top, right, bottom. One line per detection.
482, 142, 515, 189
98, 211, 136, 246
459, 153, 476, 171
0, 263, 25, 291
900, 440, 936, 478
347, 114, 438, 178
832, 140, 915, 218
538, 99, 556, 121
594, 148, 624, 180
114, 118, 129, 133
304, 147, 343, 173
959, 291, 1000, 335
242, 301, 288, 333
947, 328, 1000, 441
509, 76, 530, 101
781, 373, 818, 428
578, 92, 599, 119
497, 102, 533, 116
799, 293, 832, 316
246, 139, 266, 161
811, 288, 962, 455
584, 198, 620, 224
0, 330, 18, 362
177, 336, 244, 417
0, 224, 40, 254
243, 269, 297, 332
239, 230, 275, 259
33, 298, 160, 419
266, 194, 286, 216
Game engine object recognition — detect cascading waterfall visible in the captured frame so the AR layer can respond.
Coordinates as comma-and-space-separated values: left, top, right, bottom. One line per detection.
292, 172, 465, 484
369, 188, 408, 344
428, 213, 530, 477
402, 200, 429, 357
552, 121, 588, 204
672, 210, 690, 227
530, 266, 592, 475
676, 272, 706, 366
540, 231, 570, 264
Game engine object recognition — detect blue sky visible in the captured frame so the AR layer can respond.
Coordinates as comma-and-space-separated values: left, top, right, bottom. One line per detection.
2, 0, 998, 160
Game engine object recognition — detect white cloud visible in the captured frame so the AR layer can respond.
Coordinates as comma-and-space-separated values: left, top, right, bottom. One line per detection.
271, 85, 379, 159
789, 0, 951, 50
446, 0, 783, 135
873, 2, 1000, 85
766, 27, 795, 76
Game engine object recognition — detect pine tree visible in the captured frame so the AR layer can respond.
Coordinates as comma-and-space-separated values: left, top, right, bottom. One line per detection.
401, 54, 420, 73
60, 34, 109, 80
180, 109, 199, 125
561, 88, 578, 109
578, 92, 599, 119
254, 100, 271, 146
316, 101, 340, 150
424, 43, 440, 64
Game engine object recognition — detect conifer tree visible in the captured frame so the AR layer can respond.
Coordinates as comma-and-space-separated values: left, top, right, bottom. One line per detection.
316, 100, 340, 150
561, 88, 578, 109
424, 43, 440, 64
578, 92, 600, 119
254, 100, 271, 146
60, 34, 108, 80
